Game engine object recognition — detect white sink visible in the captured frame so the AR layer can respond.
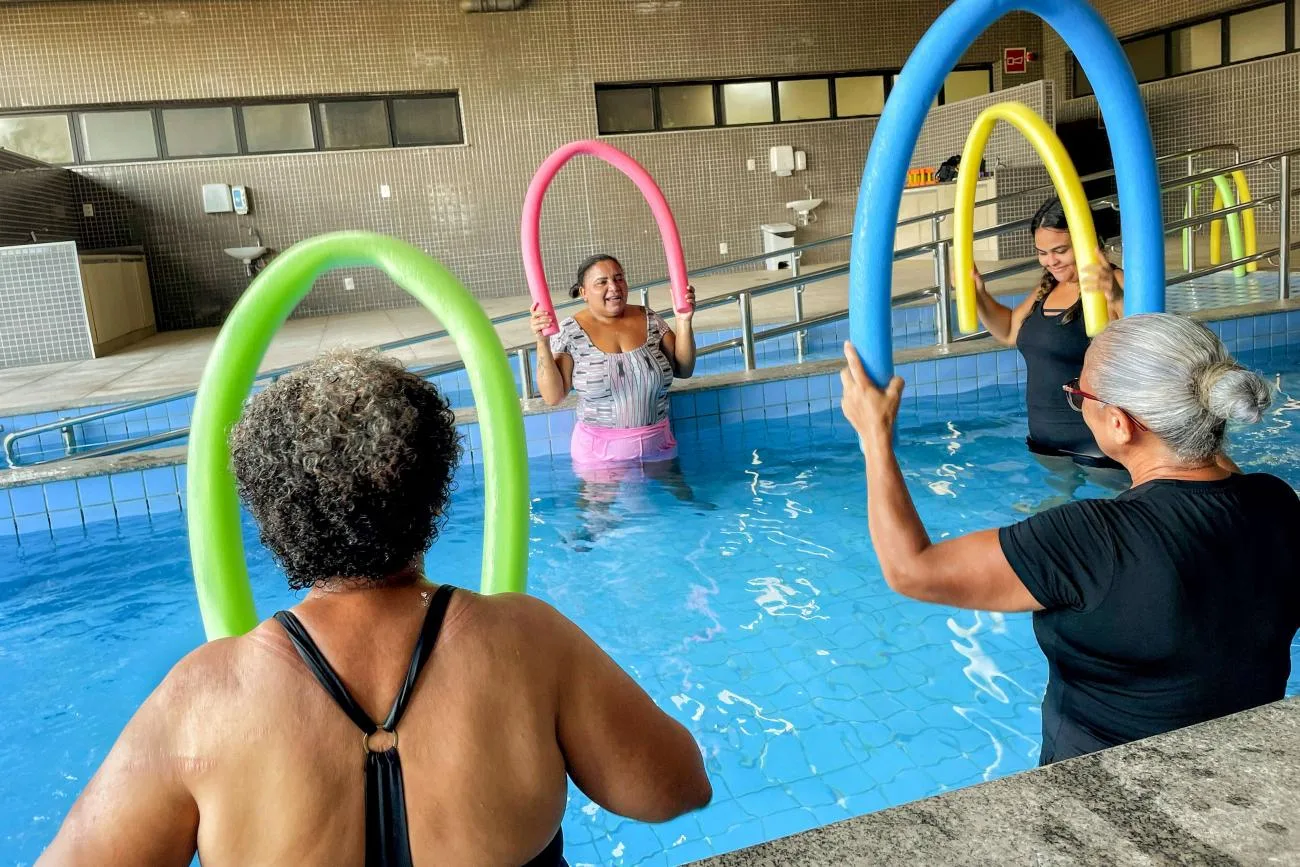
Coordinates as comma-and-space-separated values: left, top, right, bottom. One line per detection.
223, 245, 267, 263
785, 198, 824, 215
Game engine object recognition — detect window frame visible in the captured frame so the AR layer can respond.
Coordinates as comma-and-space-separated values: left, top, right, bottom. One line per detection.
0, 91, 462, 166
1069, 0, 1298, 98
594, 65, 998, 135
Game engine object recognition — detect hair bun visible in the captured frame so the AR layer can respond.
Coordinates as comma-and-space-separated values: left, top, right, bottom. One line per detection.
1197, 361, 1271, 423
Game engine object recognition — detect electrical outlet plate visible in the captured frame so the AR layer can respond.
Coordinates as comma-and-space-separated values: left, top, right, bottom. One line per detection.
343, 277, 356, 291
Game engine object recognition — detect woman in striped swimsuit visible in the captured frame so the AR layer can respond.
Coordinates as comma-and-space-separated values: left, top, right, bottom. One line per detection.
532, 254, 696, 482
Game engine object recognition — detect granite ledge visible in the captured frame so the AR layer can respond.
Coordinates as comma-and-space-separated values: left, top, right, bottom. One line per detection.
689, 697, 1299, 867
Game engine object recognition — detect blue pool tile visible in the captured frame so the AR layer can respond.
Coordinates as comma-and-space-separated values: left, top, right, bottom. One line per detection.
740, 385, 764, 410
762, 382, 787, 407
808, 374, 831, 399
718, 388, 743, 413
523, 414, 549, 441
0, 489, 10, 519
463, 424, 482, 449
110, 472, 145, 501
955, 355, 978, 379
976, 351, 998, 378
913, 361, 937, 384
114, 499, 149, 519
143, 466, 177, 497
8, 485, 46, 517
672, 392, 696, 419
43, 480, 80, 511
547, 412, 574, 437
996, 351, 1018, 373
783, 378, 808, 403
175, 464, 188, 491
1270, 313, 1286, 334
147, 494, 181, 515
1286, 311, 1300, 334
48, 508, 83, 531
721, 410, 742, 428
15, 513, 50, 537
526, 436, 550, 459
694, 390, 720, 416
81, 504, 117, 526
0, 517, 14, 539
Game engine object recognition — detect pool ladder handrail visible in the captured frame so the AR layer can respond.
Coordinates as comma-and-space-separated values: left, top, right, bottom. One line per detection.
3, 142, 1273, 468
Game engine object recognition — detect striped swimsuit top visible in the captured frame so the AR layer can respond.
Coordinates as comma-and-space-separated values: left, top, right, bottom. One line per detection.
549, 308, 675, 429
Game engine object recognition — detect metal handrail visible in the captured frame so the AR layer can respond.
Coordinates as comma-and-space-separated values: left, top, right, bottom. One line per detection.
0, 142, 1264, 467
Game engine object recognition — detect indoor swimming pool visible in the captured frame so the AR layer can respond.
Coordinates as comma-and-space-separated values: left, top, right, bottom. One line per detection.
3, 340, 1298, 867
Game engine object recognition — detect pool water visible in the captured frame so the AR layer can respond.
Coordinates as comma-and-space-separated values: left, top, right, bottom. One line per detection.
3, 347, 1299, 867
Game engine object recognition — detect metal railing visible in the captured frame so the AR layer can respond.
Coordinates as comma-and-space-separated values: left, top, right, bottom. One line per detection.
8, 142, 1286, 469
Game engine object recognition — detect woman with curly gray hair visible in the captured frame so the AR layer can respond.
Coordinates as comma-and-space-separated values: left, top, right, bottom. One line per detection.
38, 349, 710, 867
840, 313, 1299, 765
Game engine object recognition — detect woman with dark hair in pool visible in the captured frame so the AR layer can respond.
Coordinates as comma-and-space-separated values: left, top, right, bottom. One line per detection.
971, 198, 1128, 478
531, 254, 701, 540
839, 314, 1299, 765
38, 349, 711, 867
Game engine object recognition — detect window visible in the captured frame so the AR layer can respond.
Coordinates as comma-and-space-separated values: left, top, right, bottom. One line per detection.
0, 92, 461, 165
942, 68, 992, 104
1071, 1, 1300, 95
1073, 62, 1094, 97
241, 103, 314, 153
892, 75, 939, 109
659, 85, 714, 129
722, 82, 774, 125
77, 110, 158, 162
319, 100, 389, 150
777, 79, 830, 121
595, 87, 654, 134
594, 67, 954, 133
1172, 20, 1223, 73
0, 114, 74, 164
1229, 3, 1286, 62
162, 107, 238, 157
392, 96, 462, 146
834, 76, 885, 117
1124, 34, 1168, 82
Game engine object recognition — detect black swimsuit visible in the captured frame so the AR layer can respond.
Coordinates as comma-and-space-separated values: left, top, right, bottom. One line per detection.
1015, 295, 1122, 470
274, 585, 566, 867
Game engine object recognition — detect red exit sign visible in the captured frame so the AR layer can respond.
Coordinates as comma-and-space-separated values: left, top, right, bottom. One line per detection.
1004, 47, 1028, 74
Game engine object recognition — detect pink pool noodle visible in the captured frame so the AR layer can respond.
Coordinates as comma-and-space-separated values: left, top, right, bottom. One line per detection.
521, 139, 693, 337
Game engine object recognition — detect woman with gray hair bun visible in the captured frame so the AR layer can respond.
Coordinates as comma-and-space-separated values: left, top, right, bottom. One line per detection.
839, 313, 1299, 765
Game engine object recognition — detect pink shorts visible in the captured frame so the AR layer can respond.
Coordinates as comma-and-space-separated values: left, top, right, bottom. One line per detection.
570, 419, 678, 470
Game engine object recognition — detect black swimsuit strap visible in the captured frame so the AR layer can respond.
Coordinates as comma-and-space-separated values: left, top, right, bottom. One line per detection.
273, 584, 456, 867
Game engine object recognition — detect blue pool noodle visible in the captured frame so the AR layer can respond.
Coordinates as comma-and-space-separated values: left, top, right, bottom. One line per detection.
849, 0, 1165, 386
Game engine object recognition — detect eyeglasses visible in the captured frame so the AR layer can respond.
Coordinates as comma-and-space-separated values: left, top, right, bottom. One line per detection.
1062, 378, 1149, 431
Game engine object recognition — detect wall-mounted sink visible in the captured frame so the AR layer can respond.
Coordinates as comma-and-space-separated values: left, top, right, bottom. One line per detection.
785, 198, 824, 216
223, 245, 267, 264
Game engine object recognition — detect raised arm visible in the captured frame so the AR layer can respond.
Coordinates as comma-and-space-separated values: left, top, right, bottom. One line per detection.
531, 306, 574, 406
659, 286, 697, 379
973, 266, 1037, 346
838, 343, 1043, 612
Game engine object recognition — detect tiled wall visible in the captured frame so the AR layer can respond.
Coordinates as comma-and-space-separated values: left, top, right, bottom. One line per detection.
1043, 1, 1300, 244
0, 0, 1040, 331
1057, 52, 1300, 244
4, 304, 1298, 541
1042, 0, 1253, 91
0, 241, 92, 367
0, 162, 81, 247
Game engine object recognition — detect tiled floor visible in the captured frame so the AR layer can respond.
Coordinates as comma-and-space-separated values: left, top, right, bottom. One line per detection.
0, 257, 1016, 416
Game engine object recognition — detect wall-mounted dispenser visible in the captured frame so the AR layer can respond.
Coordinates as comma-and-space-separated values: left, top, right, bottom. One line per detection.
769, 146, 795, 177
202, 183, 233, 214
795, 150, 807, 171
231, 186, 250, 215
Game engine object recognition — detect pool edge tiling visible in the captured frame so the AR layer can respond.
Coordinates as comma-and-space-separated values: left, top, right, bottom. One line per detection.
1, 300, 1299, 541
